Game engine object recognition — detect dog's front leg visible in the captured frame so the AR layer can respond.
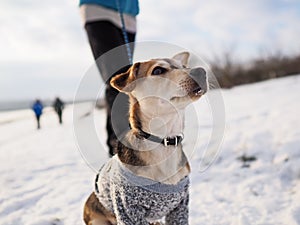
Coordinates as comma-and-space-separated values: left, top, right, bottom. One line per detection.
165, 194, 189, 225
113, 202, 149, 225
112, 189, 150, 225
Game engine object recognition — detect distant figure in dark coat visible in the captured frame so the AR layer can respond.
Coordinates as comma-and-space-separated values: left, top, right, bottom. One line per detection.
32, 99, 43, 129
53, 97, 64, 124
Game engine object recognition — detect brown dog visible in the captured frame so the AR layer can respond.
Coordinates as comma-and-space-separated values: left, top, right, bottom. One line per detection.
83, 52, 207, 225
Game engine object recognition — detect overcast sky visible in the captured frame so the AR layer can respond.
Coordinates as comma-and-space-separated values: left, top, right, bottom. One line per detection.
0, 0, 299, 101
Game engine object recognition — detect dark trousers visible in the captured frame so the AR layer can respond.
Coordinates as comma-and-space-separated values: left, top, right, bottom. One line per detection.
36, 115, 41, 129
84, 21, 136, 156
57, 110, 63, 124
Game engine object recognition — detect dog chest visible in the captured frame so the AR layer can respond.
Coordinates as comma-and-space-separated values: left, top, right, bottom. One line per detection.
94, 157, 190, 222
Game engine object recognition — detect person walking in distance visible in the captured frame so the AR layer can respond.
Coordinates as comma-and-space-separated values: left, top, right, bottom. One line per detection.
79, 0, 139, 156
32, 99, 43, 129
53, 97, 65, 124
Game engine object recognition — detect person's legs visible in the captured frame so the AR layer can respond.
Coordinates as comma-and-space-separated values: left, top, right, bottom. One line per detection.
58, 111, 62, 124
84, 21, 136, 156
36, 115, 40, 129
84, 21, 135, 77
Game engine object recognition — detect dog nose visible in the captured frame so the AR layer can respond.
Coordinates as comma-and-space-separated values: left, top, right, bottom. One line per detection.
189, 67, 207, 93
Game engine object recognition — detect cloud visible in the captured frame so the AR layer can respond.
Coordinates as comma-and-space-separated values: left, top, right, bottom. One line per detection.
0, 0, 90, 63
0, 0, 299, 100
137, 0, 300, 60
0, 0, 94, 100
0, 61, 86, 101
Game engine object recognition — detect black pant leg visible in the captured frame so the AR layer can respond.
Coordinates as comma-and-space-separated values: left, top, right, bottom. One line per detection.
84, 21, 136, 156
84, 21, 135, 80
58, 111, 62, 124
36, 115, 41, 129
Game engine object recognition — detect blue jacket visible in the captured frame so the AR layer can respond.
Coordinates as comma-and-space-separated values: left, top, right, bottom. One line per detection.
32, 102, 43, 116
79, 0, 139, 16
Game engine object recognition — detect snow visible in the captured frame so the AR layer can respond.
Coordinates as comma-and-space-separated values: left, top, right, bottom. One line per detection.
1, 75, 300, 225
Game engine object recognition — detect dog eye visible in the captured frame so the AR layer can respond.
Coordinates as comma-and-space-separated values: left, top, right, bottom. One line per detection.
152, 67, 167, 75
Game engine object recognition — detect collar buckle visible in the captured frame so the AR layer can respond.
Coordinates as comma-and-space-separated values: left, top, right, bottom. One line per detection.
175, 136, 178, 146
164, 136, 180, 147
164, 138, 169, 147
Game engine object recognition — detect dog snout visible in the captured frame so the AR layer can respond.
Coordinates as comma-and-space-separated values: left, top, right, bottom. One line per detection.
189, 67, 207, 93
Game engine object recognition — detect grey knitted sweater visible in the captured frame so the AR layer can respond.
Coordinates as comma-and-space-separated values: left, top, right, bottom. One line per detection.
94, 156, 190, 225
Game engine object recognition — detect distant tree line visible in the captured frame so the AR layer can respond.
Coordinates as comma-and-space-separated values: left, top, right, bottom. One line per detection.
210, 52, 300, 88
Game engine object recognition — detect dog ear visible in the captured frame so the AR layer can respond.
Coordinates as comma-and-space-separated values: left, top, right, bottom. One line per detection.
110, 63, 140, 93
172, 52, 190, 66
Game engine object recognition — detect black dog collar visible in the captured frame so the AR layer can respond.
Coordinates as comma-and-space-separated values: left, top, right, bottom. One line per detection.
139, 129, 183, 147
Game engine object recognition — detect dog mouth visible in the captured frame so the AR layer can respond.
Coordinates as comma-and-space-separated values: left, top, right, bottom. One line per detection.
191, 86, 203, 96
186, 84, 206, 98
170, 86, 204, 102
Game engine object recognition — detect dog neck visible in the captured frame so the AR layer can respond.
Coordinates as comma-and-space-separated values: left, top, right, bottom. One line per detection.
129, 96, 185, 139
118, 95, 190, 185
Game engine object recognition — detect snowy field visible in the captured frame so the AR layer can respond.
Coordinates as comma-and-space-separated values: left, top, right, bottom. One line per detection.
1, 75, 300, 225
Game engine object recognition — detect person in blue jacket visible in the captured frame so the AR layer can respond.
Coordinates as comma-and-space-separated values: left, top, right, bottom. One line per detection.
79, 0, 139, 156
32, 99, 43, 129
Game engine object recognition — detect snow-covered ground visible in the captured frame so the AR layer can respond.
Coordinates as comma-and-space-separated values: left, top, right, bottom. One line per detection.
1, 75, 300, 225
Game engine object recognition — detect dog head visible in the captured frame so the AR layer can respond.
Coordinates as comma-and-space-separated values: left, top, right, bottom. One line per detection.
111, 52, 207, 111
